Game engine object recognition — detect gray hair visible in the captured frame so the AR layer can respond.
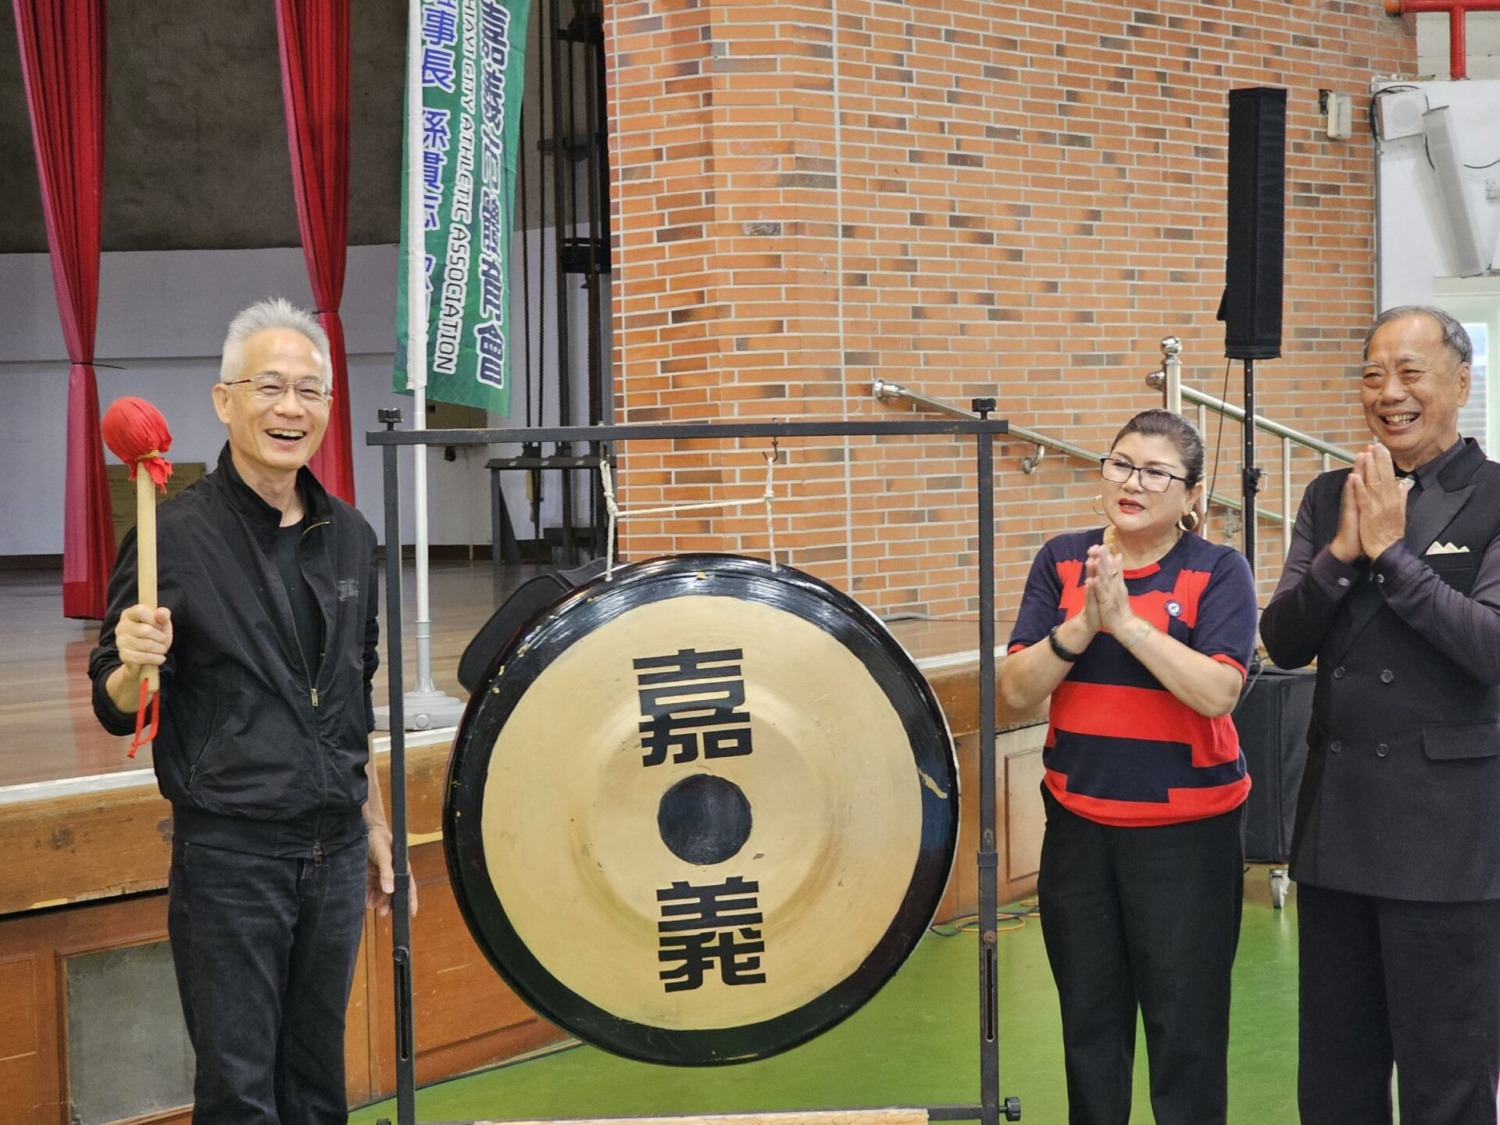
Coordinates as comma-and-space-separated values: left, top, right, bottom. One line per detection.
1363, 305, 1472, 367
219, 298, 332, 389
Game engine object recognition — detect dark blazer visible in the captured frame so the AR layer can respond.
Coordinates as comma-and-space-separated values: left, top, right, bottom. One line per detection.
1261, 439, 1500, 901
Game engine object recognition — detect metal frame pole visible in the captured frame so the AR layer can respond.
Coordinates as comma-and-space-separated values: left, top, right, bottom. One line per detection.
371, 416, 1015, 1123
380, 414, 417, 1125
974, 400, 1000, 1125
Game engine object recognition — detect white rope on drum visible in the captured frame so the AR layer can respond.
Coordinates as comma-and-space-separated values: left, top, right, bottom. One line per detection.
599, 447, 780, 579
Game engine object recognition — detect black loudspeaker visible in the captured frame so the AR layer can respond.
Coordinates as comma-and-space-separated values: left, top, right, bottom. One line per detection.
1232, 663, 1314, 863
1219, 87, 1287, 361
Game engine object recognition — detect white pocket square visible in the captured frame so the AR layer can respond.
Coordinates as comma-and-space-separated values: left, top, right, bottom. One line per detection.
1426, 541, 1471, 556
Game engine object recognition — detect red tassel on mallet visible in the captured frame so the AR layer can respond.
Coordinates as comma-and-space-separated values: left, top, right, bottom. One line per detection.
102, 397, 175, 757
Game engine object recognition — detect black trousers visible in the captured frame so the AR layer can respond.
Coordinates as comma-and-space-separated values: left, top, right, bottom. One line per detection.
1038, 788, 1245, 1125
168, 834, 368, 1125
1297, 883, 1500, 1125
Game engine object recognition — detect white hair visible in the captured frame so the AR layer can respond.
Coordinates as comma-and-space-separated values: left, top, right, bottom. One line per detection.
219, 298, 332, 390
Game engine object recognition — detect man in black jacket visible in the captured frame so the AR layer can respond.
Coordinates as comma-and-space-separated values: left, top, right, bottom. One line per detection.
90, 298, 407, 1125
1261, 305, 1500, 1125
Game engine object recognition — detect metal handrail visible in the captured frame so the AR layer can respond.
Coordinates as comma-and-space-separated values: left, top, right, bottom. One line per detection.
1147, 372, 1356, 463
873, 377, 1263, 518
874, 338, 1359, 557
872, 379, 1096, 472
1148, 339, 1356, 554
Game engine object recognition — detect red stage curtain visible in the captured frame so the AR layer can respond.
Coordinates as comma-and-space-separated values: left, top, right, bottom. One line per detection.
276, 0, 356, 503
13, 0, 114, 619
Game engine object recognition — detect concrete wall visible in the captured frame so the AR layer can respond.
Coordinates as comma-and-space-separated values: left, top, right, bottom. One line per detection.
0, 247, 423, 554
1417, 10, 1500, 78
0, 0, 588, 253
0, 233, 599, 556
0, 0, 607, 561
0, 1, 406, 253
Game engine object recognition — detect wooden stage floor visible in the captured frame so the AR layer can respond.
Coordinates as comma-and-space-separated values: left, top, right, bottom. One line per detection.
0, 558, 988, 794
0, 558, 553, 792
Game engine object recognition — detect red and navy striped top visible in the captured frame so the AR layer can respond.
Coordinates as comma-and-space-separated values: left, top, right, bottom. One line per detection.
1008, 529, 1258, 827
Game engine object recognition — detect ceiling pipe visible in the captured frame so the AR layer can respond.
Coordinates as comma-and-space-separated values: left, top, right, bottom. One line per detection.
1385, 0, 1500, 79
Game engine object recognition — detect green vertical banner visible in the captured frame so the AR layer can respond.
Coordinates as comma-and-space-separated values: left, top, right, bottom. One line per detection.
396, 0, 530, 414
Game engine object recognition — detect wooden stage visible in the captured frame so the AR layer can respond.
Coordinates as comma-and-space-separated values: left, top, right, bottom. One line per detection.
0, 558, 1046, 1125
0, 557, 528, 791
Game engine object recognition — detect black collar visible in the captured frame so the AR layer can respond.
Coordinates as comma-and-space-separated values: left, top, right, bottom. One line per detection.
213, 442, 331, 530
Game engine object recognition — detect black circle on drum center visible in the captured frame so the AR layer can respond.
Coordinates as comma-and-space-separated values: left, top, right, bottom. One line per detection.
443, 552, 959, 1066
657, 773, 753, 865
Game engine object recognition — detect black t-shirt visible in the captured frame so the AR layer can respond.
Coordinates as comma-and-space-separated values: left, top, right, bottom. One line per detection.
270, 516, 323, 682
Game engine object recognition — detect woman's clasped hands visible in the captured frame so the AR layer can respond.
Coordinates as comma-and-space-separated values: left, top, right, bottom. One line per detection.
1084, 539, 1134, 639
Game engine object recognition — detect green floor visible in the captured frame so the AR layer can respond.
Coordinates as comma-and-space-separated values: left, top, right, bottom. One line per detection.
352, 869, 1299, 1124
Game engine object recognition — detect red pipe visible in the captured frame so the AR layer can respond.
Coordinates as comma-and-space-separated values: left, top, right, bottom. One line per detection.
1385, 0, 1500, 80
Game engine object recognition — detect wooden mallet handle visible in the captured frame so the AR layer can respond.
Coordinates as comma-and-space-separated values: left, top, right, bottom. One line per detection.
100, 396, 172, 707
136, 462, 159, 693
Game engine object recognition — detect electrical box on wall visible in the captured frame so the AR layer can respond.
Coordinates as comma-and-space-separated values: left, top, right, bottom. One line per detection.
1374, 89, 1428, 141
1325, 92, 1353, 141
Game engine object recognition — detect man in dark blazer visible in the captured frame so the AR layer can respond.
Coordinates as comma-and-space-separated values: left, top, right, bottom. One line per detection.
1262, 305, 1500, 1125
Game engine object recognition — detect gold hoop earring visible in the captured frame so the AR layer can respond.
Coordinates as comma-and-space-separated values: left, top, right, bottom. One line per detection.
1177, 508, 1202, 533
1092, 494, 1105, 517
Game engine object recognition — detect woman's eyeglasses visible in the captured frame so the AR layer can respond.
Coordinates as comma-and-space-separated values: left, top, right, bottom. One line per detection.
1098, 457, 1188, 493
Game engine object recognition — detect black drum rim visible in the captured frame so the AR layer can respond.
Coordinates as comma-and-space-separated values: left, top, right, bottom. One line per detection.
444, 553, 959, 1065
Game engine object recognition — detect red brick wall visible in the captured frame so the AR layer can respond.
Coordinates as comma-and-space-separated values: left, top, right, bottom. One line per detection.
604, 0, 1416, 623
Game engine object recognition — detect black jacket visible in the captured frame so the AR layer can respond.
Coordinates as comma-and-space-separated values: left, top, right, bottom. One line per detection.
90, 443, 380, 856
1261, 440, 1500, 900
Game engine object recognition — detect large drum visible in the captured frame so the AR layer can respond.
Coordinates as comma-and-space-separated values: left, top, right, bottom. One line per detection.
445, 554, 959, 1065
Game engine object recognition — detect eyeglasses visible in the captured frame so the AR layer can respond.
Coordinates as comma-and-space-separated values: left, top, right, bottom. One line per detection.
1099, 457, 1189, 493
223, 375, 330, 406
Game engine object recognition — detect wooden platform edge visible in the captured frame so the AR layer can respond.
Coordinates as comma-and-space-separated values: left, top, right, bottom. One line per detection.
0, 732, 457, 918
0, 668, 1044, 919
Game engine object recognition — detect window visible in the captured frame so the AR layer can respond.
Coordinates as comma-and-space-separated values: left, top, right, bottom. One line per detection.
1458, 319, 1489, 445
1432, 280, 1500, 456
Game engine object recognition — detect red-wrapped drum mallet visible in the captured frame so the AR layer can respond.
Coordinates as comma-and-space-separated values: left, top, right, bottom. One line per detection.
101, 397, 174, 754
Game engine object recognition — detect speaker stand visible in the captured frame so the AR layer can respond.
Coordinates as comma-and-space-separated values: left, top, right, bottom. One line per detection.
1241, 358, 1264, 579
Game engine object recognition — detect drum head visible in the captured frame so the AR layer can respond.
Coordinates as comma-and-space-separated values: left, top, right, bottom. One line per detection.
444, 554, 958, 1065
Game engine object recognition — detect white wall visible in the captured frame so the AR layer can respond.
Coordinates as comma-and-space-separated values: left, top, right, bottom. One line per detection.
0, 236, 602, 556
1418, 12, 1500, 79
1374, 78, 1500, 310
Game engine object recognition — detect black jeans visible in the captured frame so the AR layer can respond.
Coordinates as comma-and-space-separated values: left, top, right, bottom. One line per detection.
1038, 788, 1245, 1125
1298, 883, 1500, 1125
168, 833, 367, 1125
